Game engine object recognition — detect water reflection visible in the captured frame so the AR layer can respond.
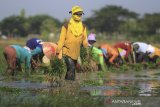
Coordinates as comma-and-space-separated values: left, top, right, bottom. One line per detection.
0, 70, 160, 96
80, 71, 160, 97
0, 79, 49, 89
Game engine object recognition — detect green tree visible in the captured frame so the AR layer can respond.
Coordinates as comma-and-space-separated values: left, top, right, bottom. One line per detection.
20, 9, 26, 18
118, 19, 147, 36
27, 15, 61, 34
141, 13, 160, 34
40, 18, 58, 36
0, 15, 27, 37
84, 5, 138, 33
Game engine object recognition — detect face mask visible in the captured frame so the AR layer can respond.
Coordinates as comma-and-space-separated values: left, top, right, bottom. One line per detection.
72, 15, 82, 22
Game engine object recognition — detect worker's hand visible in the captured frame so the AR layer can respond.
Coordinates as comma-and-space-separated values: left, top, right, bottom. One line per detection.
109, 60, 113, 64
156, 62, 160, 66
141, 61, 147, 65
55, 53, 62, 59
56, 53, 59, 56
76, 63, 81, 71
31, 59, 40, 68
115, 63, 119, 68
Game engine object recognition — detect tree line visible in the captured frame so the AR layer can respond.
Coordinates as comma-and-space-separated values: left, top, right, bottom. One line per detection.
0, 5, 160, 38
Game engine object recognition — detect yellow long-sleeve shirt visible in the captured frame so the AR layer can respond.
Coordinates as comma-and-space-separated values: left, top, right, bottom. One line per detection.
57, 25, 88, 60
149, 47, 160, 58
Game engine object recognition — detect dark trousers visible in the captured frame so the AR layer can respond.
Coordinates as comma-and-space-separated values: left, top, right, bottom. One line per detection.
148, 55, 159, 63
135, 52, 150, 63
64, 56, 77, 80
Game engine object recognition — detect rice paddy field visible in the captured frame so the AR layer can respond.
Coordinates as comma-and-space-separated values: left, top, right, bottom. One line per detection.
0, 38, 160, 107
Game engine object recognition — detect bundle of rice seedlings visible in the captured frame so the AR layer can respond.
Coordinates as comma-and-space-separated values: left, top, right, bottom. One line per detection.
80, 46, 94, 72
44, 57, 66, 87
49, 57, 66, 78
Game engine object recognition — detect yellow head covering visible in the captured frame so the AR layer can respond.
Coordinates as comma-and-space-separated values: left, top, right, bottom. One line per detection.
70, 5, 84, 22
71, 6, 83, 15
69, 6, 84, 37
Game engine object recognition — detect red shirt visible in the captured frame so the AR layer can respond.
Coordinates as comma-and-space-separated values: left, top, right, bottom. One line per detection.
114, 42, 132, 58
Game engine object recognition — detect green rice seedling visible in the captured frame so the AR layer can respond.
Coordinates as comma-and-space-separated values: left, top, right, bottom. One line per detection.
0, 86, 23, 93
0, 46, 7, 74
80, 47, 94, 72
97, 71, 105, 78
146, 63, 157, 69
130, 63, 143, 72
49, 57, 66, 78
117, 64, 130, 72
107, 66, 117, 72
42, 57, 66, 87
82, 80, 103, 86
0, 90, 103, 107
153, 72, 160, 75
120, 86, 140, 96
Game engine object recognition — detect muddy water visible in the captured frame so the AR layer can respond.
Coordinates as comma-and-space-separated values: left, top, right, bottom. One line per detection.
0, 72, 159, 107
0, 76, 49, 90
0, 80, 49, 89
0, 69, 160, 97
80, 70, 160, 97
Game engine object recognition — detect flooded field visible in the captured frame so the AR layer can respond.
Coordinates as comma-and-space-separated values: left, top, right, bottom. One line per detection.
80, 70, 160, 97
0, 69, 160, 107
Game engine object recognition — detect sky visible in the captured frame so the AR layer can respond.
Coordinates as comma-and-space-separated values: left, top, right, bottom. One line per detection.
0, 0, 160, 21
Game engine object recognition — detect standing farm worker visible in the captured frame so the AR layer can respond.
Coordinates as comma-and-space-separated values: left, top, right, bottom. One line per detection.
132, 42, 149, 63
56, 6, 88, 80
114, 41, 132, 63
88, 33, 106, 71
100, 44, 119, 67
3, 45, 32, 75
